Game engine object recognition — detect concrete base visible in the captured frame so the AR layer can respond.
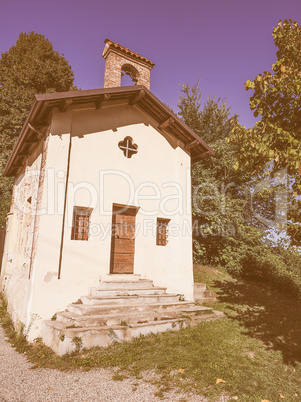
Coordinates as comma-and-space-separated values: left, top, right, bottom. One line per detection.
42, 279, 221, 355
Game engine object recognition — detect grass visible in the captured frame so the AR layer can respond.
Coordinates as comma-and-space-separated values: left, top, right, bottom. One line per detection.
193, 264, 235, 290
1, 265, 301, 400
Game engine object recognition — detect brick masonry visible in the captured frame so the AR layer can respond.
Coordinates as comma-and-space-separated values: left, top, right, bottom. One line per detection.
103, 45, 154, 90
3, 136, 49, 283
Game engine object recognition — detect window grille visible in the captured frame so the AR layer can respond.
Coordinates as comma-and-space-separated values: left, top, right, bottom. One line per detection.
71, 206, 93, 241
156, 218, 170, 246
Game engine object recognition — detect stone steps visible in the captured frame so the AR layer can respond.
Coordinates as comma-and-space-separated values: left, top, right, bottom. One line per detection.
42, 279, 222, 355
80, 293, 180, 306
90, 286, 167, 297
194, 283, 217, 303
93, 279, 154, 289
56, 305, 213, 327
68, 300, 196, 315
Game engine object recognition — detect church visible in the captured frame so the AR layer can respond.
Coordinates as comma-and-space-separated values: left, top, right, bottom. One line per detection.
0, 39, 215, 353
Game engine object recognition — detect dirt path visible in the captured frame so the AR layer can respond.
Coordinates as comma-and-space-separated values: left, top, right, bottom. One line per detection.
0, 326, 206, 401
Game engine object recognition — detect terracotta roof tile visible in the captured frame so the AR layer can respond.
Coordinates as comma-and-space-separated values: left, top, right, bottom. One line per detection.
103, 38, 155, 68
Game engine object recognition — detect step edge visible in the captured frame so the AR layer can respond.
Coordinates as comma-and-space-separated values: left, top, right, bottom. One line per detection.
44, 317, 188, 334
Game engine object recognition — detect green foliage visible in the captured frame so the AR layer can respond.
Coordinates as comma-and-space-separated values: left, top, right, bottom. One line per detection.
51, 313, 57, 321
246, 245, 301, 294
111, 372, 128, 381
0, 296, 28, 353
178, 80, 301, 298
235, 19, 301, 182
0, 32, 76, 226
229, 19, 301, 244
71, 336, 83, 352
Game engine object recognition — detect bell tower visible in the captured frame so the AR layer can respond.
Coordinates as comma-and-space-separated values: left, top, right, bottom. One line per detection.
102, 39, 155, 90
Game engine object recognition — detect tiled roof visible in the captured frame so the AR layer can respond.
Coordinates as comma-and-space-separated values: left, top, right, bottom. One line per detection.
3, 86, 215, 177
103, 38, 155, 68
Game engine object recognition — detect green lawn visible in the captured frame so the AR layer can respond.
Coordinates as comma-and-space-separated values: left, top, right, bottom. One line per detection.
1, 265, 301, 401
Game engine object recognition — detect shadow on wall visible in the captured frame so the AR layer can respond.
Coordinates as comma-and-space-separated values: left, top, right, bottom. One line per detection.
215, 278, 301, 365
50, 105, 179, 151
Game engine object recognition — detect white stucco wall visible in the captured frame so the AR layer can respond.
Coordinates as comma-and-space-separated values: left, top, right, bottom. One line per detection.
0, 142, 43, 332
2, 103, 195, 340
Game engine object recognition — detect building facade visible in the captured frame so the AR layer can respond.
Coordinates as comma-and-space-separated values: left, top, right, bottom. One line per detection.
0, 40, 214, 341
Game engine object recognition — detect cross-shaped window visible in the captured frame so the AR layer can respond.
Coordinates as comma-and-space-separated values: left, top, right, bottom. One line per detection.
118, 136, 138, 158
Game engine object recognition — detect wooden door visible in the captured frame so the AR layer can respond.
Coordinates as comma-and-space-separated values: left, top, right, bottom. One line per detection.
110, 204, 138, 274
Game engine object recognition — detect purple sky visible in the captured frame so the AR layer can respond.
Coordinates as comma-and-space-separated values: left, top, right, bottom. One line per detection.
0, 0, 300, 128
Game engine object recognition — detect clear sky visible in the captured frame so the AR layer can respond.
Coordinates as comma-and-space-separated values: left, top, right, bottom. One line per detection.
0, 0, 300, 128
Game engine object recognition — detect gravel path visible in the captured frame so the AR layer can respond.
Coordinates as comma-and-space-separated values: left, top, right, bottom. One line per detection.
0, 326, 207, 401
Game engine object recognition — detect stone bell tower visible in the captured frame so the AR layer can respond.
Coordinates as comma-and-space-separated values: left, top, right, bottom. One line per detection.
102, 38, 155, 90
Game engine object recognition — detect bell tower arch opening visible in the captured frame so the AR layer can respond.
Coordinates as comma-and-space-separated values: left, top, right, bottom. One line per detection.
121, 63, 139, 86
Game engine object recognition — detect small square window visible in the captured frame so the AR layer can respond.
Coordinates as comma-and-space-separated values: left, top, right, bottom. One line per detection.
156, 218, 170, 246
71, 206, 93, 241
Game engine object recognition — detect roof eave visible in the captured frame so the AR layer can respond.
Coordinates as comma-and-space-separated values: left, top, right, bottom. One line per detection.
2, 97, 41, 177
3, 86, 214, 176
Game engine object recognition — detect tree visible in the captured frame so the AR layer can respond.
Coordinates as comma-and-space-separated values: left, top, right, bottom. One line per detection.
178, 81, 301, 298
0, 32, 76, 226
178, 82, 264, 265
229, 20, 301, 244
